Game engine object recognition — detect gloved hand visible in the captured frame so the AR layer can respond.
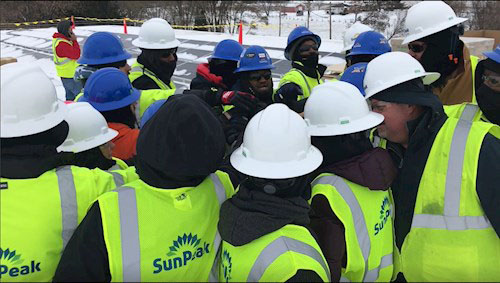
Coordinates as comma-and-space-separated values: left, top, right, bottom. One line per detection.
225, 115, 249, 146
274, 83, 303, 103
218, 91, 259, 116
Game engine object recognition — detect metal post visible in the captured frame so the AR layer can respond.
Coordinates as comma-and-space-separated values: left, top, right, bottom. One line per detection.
329, 2, 332, 39
279, 8, 282, 36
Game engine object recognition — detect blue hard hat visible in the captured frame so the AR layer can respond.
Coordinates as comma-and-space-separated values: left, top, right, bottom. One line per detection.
78, 32, 132, 65
346, 31, 391, 58
210, 39, 244, 62
483, 44, 500, 64
284, 26, 321, 60
339, 62, 368, 96
140, 99, 166, 128
234, 45, 275, 73
80, 68, 141, 112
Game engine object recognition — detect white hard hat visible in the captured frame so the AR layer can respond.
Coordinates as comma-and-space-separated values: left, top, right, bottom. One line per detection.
342, 22, 373, 53
364, 52, 441, 99
230, 104, 323, 179
402, 1, 467, 45
1, 63, 67, 138
57, 102, 118, 153
132, 18, 180, 49
304, 81, 384, 136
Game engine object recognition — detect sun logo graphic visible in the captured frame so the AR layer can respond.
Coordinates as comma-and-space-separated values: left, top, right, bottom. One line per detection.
374, 196, 391, 236
0, 248, 41, 278
152, 233, 210, 274
221, 249, 232, 282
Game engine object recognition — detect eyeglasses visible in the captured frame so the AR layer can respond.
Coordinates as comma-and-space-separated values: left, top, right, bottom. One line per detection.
407, 43, 426, 53
248, 72, 272, 81
162, 48, 177, 57
482, 74, 500, 86
298, 44, 319, 53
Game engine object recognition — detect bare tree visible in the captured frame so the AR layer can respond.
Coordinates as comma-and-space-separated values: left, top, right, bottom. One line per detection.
470, 1, 500, 30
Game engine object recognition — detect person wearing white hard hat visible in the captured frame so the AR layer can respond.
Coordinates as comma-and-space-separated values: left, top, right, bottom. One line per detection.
217, 103, 331, 282
0, 63, 129, 282
404, 0, 479, 105
129, 18, 180, 118
57, 102, 129, 171
303, 81, 398, 282
365, 51, 500, 282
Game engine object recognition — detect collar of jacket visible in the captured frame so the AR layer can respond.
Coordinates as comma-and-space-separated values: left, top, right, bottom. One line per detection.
291, 61, 327, 79
1, 145, 70, 179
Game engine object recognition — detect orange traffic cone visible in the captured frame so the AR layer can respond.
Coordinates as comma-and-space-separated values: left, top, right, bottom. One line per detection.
238, 21, 243, 44
123, 18, 128, 34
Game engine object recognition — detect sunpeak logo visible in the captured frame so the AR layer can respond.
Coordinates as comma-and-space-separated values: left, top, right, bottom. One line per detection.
374, 196, 391, 236
0, 248, 41, 278
221, 249, 232, 282
153, 233, 210, 273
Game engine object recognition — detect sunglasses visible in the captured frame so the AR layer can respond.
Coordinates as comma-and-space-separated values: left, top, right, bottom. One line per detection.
482, 74, 500, 86
407, 43, 426, 53
298, 44, 319, 53
248, 72, 272, 81
161, 48, 177, 57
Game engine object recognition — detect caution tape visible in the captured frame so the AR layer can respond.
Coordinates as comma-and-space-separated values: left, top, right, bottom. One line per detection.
1, 16, 286, 29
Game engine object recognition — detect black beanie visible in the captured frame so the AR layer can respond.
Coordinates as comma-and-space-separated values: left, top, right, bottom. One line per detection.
135, 94, 225, 188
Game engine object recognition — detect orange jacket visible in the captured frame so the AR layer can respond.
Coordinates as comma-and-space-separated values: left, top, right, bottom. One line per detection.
108, 122, 139, 161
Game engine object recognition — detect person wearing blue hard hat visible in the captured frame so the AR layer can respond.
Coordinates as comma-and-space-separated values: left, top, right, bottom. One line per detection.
339, 62, 368, 96
73, 32, 132, 101
345, 31, 391, 68
444, 44, 500, 125
80, 68, 141, 163
275, 26, 326, 113
191, 39, 244, 92
139, 99, 166, 128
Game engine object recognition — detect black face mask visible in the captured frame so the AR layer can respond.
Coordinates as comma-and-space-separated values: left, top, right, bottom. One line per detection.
301, 53, 319, 68
476, 84, 500, 125
138, 50, 177, 85
209, 59, 238, 87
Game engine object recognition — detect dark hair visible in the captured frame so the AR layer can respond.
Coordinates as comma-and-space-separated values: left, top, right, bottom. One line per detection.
100, 105, 137, 129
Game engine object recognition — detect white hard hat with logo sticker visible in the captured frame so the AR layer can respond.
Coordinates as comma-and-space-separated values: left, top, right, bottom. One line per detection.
230, 104, 323, 179
402, 1, 467, 45
304, 81, 384, 136
364, 52, 440, 99
132, 18, 180, 49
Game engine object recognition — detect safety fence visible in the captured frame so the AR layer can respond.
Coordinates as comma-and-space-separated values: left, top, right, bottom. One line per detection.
0, 16, 302, 31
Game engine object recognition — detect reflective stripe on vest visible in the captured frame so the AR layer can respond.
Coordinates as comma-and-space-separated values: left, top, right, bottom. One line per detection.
312, 175, 393, 282
116, 173, 227, 282
459, 103, 479, 122
110, 171, 125, 187
247, 236, 331, 282
411, 111, 491, 230
55, 166, 78, 249
130, 65, 171, 90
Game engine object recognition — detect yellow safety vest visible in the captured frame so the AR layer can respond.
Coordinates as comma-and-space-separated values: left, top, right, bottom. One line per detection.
276, 62, 324, 101
400, 117, 500, 282
52, 38, 79, 78
311, 174, 396, 282
109, 157, 129, 171
129, 62, 176, 118
220, 224, 330, 282
470, 55, 479, 104
0, 166, 129, 282
444, 103, 489, 122
98, 171, 234, 282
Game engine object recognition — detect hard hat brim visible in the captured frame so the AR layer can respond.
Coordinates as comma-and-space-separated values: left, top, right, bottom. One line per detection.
77, 51, 132, 65
365, 72, 440, 99
230, 145, 323, 179
57, 128, 118, 153
234, 64, 276, 73
307, 112, 384, 137
402, 17, 468, 45
131, 38, 181, 50
1, 100, 67, 138
80, 88, 141, 112
483, 50, 500, 64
